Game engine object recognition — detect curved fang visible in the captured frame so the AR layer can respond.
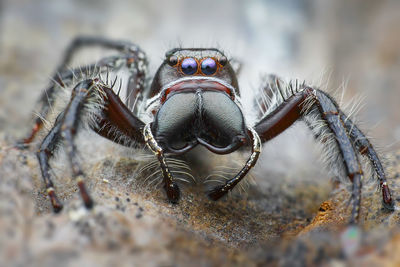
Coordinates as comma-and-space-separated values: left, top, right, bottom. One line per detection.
208, 127, 262, 200
143, 123, 180, 203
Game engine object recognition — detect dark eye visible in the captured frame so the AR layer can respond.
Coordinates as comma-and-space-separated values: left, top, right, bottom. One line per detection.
201, 58, 217, 75
167, 55, 178, 66
181, 58, 198, 75
219, 56, 228, 66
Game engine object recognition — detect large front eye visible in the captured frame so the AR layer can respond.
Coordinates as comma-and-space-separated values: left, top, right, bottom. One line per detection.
181, 58, 198, 75
201, 58, 217, 75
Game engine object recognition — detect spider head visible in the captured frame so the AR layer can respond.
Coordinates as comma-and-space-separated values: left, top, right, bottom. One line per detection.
149, 48, 239, 97
148, 48, 249, 155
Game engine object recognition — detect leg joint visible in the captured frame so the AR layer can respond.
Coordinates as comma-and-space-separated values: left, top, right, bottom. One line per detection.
348, 170, 363, 182
323, 111, 339, 116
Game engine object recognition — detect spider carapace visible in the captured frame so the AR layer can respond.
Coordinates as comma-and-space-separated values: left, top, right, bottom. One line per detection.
20, 36, 394, 224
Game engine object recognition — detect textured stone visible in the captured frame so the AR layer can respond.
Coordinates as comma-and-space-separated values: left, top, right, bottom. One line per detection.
1, 135, 399, 266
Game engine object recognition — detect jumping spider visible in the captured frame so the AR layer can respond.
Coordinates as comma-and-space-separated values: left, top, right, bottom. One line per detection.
20, 36, 394, 224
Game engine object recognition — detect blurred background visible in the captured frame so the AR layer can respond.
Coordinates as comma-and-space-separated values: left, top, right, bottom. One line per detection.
1, 0, 400, 148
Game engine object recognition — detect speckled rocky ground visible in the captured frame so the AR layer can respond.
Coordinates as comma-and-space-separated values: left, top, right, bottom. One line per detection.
1, 132, 399, 266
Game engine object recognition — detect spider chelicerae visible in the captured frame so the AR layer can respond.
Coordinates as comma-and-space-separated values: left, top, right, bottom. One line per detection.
19, 36, 394, 224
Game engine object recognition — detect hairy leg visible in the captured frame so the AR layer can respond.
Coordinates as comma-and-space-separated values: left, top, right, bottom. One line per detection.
342, 116, 394, 209
20, 36, 147, 145
37, 79, 146, 211
254, 85, 392, 223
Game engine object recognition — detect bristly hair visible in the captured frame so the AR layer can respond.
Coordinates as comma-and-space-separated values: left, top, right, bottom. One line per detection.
203, 165, 256, 196
136, 156, 196, 189
42, 60, 146, 150
253, 74, 385, 187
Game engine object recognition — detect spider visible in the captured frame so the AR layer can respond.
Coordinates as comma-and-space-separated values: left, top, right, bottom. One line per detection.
20, 36, 394, 224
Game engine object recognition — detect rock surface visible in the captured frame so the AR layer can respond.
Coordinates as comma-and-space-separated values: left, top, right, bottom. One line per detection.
1, 133, 400, 266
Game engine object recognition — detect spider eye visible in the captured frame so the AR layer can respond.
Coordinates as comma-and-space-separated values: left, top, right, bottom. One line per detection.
167, 55, 178, 66
219, 56, 228, 66
181, 58, 198, 75
201, 58, 217, 75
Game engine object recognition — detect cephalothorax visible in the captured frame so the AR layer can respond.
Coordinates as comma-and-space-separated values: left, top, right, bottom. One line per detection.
21, 37, 394, 224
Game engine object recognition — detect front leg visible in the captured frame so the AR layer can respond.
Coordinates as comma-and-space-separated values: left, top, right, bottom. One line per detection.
143, 124, 180, 203
208, 128, 261, 200
254, 84, 393, 224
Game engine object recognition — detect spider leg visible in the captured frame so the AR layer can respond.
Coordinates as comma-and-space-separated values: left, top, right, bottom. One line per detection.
253, 87, 386, 224
124, 48, 147, 113
37, 79, 146, 212
208, 127, 261, 201
314, 90, 362, 224
37, 112, 65, 212
20, 36, 146, 146
143, 124, 180, 203
93, 81, 145, 146
37, 80, 95, 211
20, 66, 95, 146
59, 80, 95, 209
342, 116, 394, 210
59, 36, 144, 69
61, 36, 147, 113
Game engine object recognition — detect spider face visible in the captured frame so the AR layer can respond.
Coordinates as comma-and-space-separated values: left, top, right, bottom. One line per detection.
149, 48, 239, 98
148, 48, 249, 154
